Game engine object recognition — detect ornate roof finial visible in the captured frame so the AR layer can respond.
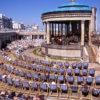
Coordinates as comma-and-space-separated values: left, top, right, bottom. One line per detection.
70, 0, 76, 3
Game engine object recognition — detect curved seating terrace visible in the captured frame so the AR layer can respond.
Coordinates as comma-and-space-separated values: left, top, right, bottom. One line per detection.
0, 44, 99, 100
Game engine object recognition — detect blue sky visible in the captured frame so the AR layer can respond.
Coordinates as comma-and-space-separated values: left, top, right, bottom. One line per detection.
0, 0, 100, 30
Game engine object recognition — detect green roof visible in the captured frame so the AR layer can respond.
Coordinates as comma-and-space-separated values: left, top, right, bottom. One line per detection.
43, 2, 92, 14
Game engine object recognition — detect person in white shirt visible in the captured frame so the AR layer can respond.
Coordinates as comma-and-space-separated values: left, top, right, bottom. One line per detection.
51, 81, 56, 85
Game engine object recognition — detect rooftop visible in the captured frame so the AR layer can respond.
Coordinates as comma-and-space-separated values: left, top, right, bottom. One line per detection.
43, 1, 92, 14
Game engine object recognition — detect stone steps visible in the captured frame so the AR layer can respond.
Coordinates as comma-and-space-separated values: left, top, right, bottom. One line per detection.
86, 46, 96, 63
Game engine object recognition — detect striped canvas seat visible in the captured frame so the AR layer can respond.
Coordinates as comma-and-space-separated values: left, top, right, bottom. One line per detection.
95, 76, 100, 85
82, 69, 88, 76
60, 84, 68, 93
67, 76, 74, 84
86, 77, 93, 85
49, 84, 57, 92
89, 68, 95, 77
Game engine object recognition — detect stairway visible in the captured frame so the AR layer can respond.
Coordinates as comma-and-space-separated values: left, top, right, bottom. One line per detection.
86, 45, 96, 63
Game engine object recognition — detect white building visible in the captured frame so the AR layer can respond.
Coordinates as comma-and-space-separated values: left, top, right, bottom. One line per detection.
0, 14, 12, 30
12, 21, 25, 30
32, 24, 39, 30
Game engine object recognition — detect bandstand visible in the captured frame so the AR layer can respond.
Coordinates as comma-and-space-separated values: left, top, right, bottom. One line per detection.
41, 0, 96, 58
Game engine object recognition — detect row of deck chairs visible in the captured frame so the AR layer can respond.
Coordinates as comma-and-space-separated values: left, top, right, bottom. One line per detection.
0, 64, 100, 86
11, 61, 95, 77
20, 54, 89, 68
0, 73, 100, 98
13, 60, 89, 69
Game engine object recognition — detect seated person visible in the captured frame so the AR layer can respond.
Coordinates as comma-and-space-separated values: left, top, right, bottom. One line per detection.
49, 75, 56, 81
25, 73, 32, 79
77, 76, 84, 84
40, 74, 47, 82
6, 77, 13, 85
74, 68, 80, 76
64, 63, 69, 68
13, 79, 20, 87
82, 62, 88, 69
77, 63, 82, 69
86, 77, 93, 85
8, 92, 16, 99
33, 73, 39, 81
66, 68, 73, 76
81, 86, 89, 96
30, 82, 38, 91
57, 75, 64, 83
82, 69, 88, 76
60, 84, 68, 93
22, 81, 30, 90
71, 63, 77, 69
49, 82, 57, 93
51, 68, 58, 74
40, 83, 48, 92
45, 67, 51, 73
89, 68, 95, 77
67, 76, 74, 84
59, 68, 65, 75
71, 85, 78, 93
92, 88, 100, 97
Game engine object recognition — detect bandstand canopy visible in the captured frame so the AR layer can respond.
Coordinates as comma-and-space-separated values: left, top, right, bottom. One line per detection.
43, 2, 92, 14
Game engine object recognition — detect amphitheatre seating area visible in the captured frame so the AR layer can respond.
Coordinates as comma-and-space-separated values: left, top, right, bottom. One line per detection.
0, 40, 99, 100
0, 51, 99, 100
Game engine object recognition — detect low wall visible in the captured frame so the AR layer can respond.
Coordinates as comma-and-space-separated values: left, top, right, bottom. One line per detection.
42, 44, 82, 58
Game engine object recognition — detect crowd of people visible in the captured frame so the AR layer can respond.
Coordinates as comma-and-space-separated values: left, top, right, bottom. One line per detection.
7, 38, 44, 51
7, 39, 34, 54
0, 90, 44, 100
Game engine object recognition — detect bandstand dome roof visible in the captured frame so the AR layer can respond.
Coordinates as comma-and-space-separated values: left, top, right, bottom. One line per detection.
43, 2, 92, 14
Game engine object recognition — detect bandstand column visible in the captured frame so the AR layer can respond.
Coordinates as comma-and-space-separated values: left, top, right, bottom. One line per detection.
56, 23, 58, 36
53, 23, 55, 36
67, 22, 69, 36
61, 23, 63, 36
45, 22, 47, 33
65, 23, 67, 37
50, 23, 52, 42
81, 20, 85, 46
89, 21, 92, 45
60, 22, 62, 36
58, 23, 60, 35
52, 23, 54, 36
46, 22, 50, 44
54, 23, 56, 36
69, 21, 72, 32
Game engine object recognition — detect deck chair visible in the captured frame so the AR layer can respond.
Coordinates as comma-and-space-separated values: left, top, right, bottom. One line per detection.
86, 77, 93, 85
89, 68, 95, 77
95, 76, 100, 85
